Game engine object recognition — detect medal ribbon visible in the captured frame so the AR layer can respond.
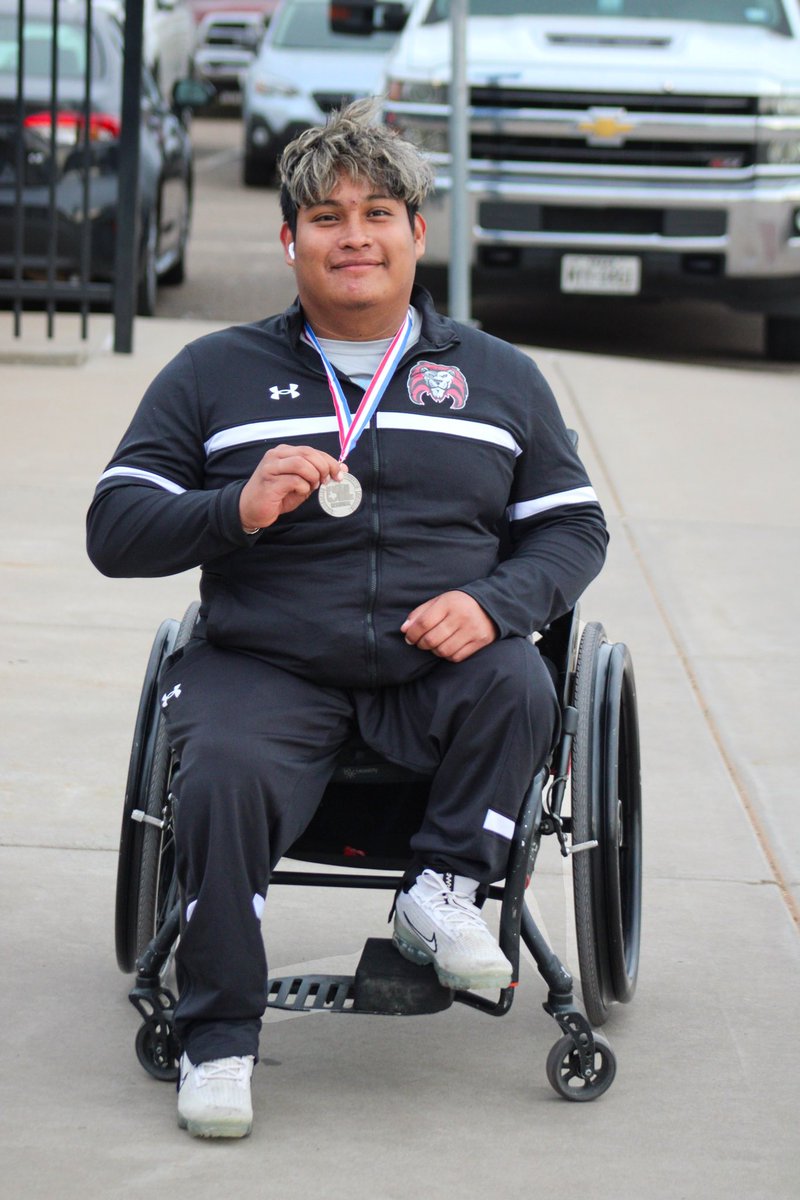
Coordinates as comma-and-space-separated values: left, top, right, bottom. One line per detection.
304, 308, 413, 462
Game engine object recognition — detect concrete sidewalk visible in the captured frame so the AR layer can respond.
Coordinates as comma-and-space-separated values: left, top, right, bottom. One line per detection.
1, 313, 798, 1199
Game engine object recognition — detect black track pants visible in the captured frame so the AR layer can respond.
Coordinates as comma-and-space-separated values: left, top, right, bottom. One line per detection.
159, 637, 558, 1063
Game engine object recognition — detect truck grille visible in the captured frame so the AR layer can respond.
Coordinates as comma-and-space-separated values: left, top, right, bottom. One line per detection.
471, 134, 752, 170
478, 202, 727, 238
470, 89, 757, 116
468, 88, 757, 170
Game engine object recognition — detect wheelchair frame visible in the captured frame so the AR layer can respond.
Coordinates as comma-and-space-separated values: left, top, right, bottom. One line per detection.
115, 600, 642, 1103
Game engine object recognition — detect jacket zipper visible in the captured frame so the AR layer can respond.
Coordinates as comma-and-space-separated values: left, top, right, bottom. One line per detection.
365, 418, 381, 688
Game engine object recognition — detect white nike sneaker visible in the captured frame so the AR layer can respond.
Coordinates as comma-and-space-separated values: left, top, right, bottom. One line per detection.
177, 1053, 255, 1139
393, 868, 513, 990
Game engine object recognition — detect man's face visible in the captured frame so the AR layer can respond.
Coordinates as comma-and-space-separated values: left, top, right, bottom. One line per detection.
281, 173, 426, 337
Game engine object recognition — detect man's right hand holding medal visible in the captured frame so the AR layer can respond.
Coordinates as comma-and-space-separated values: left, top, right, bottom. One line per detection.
239, 444, 348, 532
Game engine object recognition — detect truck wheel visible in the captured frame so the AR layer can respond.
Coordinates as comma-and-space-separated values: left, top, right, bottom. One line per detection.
765, 315, 800, 362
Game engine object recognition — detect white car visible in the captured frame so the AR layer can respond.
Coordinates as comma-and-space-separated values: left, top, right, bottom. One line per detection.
193, 9, 268, 102
241, 0, 402, 186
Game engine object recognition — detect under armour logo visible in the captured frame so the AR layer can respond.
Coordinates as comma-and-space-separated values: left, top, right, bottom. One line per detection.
160, 684, 182, 709
269, 383, 300, 400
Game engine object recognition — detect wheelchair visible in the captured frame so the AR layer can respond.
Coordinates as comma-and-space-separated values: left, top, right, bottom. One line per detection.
114, 598, 642, 1103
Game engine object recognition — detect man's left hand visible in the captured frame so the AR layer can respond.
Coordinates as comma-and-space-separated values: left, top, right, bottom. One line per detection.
401, 592, 498, 662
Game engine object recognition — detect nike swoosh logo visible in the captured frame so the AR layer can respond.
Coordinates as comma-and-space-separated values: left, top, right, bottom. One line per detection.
403, 913, 437, 952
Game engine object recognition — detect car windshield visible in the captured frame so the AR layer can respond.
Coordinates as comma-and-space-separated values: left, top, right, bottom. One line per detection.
424, 0, 790, 34
0, 15, 100, 78
270, 0, 400, 50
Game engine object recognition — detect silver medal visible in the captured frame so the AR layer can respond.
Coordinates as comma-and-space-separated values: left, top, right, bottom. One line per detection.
318, 474, 362, 518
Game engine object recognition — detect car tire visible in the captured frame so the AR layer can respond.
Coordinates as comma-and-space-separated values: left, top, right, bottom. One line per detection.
136, 215, 158, 317
243, 149, 274, 187
765, 315, 800, 362
161, 189, 191, 287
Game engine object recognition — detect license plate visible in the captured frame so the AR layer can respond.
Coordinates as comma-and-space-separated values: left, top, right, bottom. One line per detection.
560, 254, 641, 296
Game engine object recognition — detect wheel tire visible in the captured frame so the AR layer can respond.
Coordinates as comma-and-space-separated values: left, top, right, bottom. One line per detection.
115, 617, 179, 972
161, 181, 191, 287
160, 232, 186, 287
135, 1019, 180, 1083
571, 621, 614, 1027
136, 216, 158, 317
765, 315, 800, 362
602, 643, 642, 1005
546, 1032, 616, 1102
572, 624, 643, 1024
114, 602, 200, 972
242, 133, 274, 187
133, 602, 200, 959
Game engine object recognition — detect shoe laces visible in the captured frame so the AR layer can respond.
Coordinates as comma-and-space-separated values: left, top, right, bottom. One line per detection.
417, 872, 487, 932
195, 1057, 252, 1084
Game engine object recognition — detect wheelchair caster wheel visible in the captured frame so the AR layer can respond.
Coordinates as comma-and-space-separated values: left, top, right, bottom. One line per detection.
545, 1032, 616, 1102
135, 1020, 180, 1082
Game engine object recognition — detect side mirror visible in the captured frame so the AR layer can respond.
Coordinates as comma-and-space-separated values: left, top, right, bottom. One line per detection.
172, 78, 216, 112
329, 2, 408, 36
382, 4, 408, 32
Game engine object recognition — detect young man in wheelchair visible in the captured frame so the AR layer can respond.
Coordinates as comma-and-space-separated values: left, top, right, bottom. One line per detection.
87, 100, 608, 1138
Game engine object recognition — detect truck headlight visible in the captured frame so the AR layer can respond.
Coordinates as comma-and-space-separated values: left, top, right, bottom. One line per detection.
762, 140, 800, 165
253, 75, 299, 97
387, 79, 448, 105
385, 78, 449, 153
757, 96, 800, 164
758, 96, 800, 116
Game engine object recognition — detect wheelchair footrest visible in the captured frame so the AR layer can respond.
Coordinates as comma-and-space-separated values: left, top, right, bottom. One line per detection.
353, 938, 454, 1015
266, 974, 355, 1012
265, 939, 454, 1016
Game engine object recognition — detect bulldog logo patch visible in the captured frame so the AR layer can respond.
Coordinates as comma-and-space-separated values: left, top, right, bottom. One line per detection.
407, 361, 469, 411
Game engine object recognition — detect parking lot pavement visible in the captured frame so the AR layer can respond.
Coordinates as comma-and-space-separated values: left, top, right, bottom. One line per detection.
1, 314, 798, 1199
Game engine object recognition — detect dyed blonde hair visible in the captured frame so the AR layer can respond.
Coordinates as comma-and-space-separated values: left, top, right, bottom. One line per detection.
279, 98, 433, 232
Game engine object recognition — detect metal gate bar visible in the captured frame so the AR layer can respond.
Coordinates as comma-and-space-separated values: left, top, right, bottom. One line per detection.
4, 0, 139, 347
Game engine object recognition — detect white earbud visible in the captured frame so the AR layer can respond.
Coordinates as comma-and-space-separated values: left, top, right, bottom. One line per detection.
288, 242, 296, 260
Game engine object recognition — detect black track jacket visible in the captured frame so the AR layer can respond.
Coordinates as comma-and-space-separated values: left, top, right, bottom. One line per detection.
87, 288, 608, 688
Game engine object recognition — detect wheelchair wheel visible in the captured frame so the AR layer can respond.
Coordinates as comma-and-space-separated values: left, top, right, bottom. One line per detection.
546, 1032, 616, 1102
135, 1018, 180, 1083
115, 602, 199, 972
571, 622, 642, 1027
602, 641, 642, 1004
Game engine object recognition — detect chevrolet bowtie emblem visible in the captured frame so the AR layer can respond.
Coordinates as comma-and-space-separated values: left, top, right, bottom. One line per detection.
578, 107, 634, 146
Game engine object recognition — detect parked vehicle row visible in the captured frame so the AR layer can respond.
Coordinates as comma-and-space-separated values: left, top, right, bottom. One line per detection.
6, 0, 799, 357
337, 0, 800, 361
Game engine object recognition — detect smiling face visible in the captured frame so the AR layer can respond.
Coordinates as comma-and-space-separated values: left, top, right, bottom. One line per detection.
281, 172, 426, 341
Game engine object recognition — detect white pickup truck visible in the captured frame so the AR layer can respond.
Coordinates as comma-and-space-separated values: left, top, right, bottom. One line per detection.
338, 0, 800, 359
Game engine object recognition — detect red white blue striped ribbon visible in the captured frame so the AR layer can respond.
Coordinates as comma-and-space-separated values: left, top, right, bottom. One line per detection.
304, 308, 413, 463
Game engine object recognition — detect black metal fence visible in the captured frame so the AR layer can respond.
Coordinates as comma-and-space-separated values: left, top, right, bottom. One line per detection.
1, 0, 142, 350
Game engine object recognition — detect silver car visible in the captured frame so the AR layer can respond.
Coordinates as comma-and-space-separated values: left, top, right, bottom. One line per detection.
241, 0, 401, 186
